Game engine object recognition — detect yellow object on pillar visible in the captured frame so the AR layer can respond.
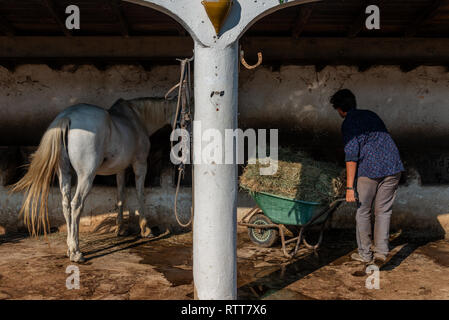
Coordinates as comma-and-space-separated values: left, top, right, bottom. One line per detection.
202, 0, 233, 36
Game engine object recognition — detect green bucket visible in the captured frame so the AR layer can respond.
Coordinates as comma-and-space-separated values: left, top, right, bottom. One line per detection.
250, 191, 326, 226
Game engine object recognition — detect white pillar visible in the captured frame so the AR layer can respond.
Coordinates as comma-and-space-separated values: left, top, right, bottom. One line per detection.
193, 42, 239, 300
126, 0, 318, 301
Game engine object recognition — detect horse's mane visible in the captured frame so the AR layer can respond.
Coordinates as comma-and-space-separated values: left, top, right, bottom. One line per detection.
111, 97, 175, 127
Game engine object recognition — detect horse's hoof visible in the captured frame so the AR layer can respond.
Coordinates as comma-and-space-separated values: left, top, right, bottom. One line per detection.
116, 230, 129, 237
115, 226, 129, 237
141, 232, 155, 239
70, 251, 85, 263
140, 228, 155, 239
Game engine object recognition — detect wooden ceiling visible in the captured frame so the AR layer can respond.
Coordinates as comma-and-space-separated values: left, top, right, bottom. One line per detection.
251, 0, 449, 38
0, 0, 448, 38
0, 0, 448, 68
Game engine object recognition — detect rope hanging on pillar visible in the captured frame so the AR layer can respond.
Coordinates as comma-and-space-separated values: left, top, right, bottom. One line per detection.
166, 57, 194, 228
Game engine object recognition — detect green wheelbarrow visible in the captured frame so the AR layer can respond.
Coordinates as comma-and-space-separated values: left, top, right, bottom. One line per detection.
238, 191, 345, 258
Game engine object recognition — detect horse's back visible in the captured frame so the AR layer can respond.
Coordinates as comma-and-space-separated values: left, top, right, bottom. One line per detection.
56, 104, 110, 132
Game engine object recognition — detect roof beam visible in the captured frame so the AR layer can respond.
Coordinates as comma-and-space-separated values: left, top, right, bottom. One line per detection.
109, 0, 130, 37
405, 0, 444, 37
347, 0, 383, 38
1, 37, 449, 66
42, 0, 71, 37
291, 4, 315, 39
0, 14, 15, 36
0, 36, 193, 59
242, 37, 449, 65
110, 1, 186, 36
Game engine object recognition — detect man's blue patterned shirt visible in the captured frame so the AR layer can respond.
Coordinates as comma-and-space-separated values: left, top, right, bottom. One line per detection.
342, 109, 404, 179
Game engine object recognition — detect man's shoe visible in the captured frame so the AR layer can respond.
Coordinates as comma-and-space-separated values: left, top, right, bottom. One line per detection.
374, 253, 388, 265
351, 252, 373, 264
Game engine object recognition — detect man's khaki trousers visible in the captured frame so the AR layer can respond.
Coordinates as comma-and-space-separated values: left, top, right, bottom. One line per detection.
356, 173, 401, 260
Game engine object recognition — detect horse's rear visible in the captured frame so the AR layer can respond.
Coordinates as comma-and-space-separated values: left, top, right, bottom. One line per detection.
57, 104, 111, 173
11, 104, 115, 261
11, 98, 171, 262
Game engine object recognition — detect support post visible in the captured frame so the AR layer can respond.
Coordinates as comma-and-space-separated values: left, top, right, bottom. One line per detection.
193, 42, 239, 300
125, 0, 318, 300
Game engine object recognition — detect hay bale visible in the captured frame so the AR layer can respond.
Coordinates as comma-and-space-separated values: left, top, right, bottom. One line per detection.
240, 148, 346, 203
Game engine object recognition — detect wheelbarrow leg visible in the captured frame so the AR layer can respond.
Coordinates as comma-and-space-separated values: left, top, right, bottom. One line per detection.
279, 226, 293, 259
292, 226, 305, 256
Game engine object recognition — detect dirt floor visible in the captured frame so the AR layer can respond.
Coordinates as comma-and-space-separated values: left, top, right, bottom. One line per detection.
0, 223, 448, 300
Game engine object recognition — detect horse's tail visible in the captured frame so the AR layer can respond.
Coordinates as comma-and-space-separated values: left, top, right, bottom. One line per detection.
11, 117, 70, 236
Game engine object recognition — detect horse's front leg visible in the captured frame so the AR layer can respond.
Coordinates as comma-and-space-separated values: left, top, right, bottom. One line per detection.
133, 161, 153, 238
69, 174, 95, 263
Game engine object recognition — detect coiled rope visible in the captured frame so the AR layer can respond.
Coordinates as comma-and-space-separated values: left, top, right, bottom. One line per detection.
165, 57, 194, 228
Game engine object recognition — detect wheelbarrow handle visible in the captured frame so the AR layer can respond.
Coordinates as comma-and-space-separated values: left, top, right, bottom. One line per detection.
330, 198, 346, 206
335, 195, 360, 205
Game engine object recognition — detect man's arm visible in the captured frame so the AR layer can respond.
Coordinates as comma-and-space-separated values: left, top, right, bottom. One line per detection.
346, 161, 357, 202
342, 121, 359, 203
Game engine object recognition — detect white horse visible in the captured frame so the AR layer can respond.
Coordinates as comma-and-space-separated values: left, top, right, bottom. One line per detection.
12, 97, 178, 262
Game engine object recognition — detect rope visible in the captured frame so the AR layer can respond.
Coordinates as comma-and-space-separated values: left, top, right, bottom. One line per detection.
166, 57, 194, 228
174, 165, 192, 228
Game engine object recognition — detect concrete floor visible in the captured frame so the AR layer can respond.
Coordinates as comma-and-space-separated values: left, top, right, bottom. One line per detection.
0, 222, 448, 300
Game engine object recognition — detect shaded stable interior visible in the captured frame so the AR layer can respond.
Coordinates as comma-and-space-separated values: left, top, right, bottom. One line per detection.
0, 1, 448, 300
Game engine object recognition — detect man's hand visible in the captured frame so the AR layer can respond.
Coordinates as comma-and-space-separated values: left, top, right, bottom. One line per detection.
346, 189, 357, 202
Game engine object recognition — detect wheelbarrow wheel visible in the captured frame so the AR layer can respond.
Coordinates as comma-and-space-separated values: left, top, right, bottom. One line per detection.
248, 214, 279, 248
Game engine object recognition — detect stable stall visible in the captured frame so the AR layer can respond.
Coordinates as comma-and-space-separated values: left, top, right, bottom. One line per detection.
0, 0, 449, 300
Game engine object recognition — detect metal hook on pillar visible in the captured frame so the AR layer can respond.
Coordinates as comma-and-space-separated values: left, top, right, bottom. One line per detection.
240, 50, 263, 70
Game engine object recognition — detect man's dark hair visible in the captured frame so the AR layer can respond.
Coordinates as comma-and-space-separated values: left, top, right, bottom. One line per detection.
330, 89, 357, 112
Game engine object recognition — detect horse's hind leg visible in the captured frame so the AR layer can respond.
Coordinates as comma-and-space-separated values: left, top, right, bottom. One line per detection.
133, 161, 153, 238
70, 174, 95, 263
115, 171, 127, 236
57, 165, 72, 258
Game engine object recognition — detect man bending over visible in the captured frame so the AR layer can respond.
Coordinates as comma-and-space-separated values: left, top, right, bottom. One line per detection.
330, 89, 404, 264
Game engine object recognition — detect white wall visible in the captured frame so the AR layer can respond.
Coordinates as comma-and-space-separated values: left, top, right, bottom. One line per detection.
0, 64, 179, 145
1, 64, 449, 144
239, 65, 449, 146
